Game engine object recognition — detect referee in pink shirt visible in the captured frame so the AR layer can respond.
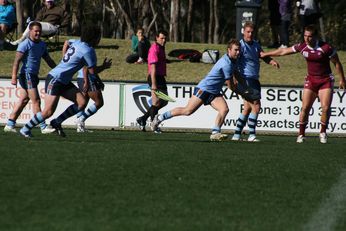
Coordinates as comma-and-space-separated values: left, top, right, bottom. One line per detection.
137, 30, 169, 133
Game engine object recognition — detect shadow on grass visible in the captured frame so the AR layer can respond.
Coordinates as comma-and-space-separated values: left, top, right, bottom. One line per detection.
96, 45, 120, 49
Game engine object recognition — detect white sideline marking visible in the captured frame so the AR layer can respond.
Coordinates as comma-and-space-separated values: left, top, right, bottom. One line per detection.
304, 170, 346, 231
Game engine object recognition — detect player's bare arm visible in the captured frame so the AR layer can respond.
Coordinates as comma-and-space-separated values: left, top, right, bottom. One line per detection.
330, 53, 346, 89
11, 52, 24, 87
260, 47, 294, 58
62, 40, 69, 56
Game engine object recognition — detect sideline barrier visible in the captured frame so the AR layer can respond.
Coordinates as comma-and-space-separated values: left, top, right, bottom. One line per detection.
1, 79, 345, 134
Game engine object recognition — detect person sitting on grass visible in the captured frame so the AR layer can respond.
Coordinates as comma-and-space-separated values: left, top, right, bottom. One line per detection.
126, 27, 151, 64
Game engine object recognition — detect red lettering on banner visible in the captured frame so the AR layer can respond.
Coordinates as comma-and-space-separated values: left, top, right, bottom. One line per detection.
0, 112, 6, 119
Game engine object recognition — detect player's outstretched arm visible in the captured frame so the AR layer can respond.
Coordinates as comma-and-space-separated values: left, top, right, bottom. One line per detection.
260, 47, 294, 58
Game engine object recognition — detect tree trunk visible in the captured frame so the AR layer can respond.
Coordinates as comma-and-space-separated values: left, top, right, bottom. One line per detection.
170, 0, 179, 42
185, 0, 194, 42
208, 0, 214, 43
15, 0, 24, 33
115, 0, 134, 38
213, 0, 219, 43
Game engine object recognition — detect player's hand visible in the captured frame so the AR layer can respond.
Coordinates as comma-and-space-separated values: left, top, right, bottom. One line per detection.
270, 60, 280, 69
230, 76, 238, 91
339, 79, 346, 90
102, 57, 112, 69
83, 82, 89, 93
11, 78, 17, 88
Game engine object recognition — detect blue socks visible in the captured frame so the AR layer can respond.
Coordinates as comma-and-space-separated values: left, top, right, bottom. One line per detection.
77, 104, 98, 122
233, 114, 248, 139
248, 113, 258, 138
22, 112, 44, 132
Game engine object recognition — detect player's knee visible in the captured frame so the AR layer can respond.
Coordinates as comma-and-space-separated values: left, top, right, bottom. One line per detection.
20, 97, 30, 105
222, 107, 229, 115
42, 109, 53, 118
183, 108, 194, 116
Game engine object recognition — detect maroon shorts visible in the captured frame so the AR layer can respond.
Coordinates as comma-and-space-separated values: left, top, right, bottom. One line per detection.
303, 75, 334, 94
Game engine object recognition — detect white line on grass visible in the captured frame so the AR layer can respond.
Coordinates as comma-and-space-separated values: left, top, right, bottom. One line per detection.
303, 169, 346, 231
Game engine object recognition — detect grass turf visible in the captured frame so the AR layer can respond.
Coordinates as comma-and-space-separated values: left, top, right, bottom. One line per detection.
1, 129, 346, 231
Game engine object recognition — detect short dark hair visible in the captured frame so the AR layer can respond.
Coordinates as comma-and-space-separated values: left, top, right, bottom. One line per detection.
304, 25, 318, 36
227, 38, 240, 49
156, 30, 168, 38
81, 25, 101, 47
29, 21, 42, 30
243, 21, 254, 30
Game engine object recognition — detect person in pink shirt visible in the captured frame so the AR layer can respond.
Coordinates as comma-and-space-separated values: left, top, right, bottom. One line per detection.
136, 30, 169, 133
261, 25, 346, 144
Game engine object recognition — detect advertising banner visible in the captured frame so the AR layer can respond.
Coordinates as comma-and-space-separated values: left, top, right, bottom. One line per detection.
0, 79, 120, 128
125, 83, 346, 134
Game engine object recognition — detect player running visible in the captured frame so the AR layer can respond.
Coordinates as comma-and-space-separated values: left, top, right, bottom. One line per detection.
19, 25, 101, 138
261, 25, 346, 143
4, 21, 56, 134
62, 39, 112, 132
151, 39, 241, 141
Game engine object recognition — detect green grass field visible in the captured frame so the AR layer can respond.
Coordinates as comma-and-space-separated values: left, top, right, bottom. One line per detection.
1, 129, 346, 231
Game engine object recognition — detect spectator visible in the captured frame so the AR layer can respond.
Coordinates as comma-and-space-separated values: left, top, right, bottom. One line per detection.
278, 0, 292, 48
0, 0, 15, 50
267, 0, 281, 48
10, 0, 69, 45
126, 28, 151, 64
296, 0, 322, 39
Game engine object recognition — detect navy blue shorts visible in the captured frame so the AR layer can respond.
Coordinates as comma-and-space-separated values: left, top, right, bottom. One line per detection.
245, 79, 261, 95
193, 87, 221, 105
45, 75, 78, 96
77, 76, 101, 92
19, 73, 39, 89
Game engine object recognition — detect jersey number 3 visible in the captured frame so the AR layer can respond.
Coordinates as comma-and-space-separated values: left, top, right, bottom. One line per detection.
63, 47, 76, 62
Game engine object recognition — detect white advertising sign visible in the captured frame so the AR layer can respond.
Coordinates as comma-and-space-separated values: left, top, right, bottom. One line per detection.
1, 79, 345, 134
125, 83, 346, 134
0, 79, 119, 127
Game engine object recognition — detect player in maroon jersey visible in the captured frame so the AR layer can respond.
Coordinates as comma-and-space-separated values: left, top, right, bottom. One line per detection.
261, 25, 346, 144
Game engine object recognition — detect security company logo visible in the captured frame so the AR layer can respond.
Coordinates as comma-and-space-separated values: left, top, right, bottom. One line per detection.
132, 84, 152, 114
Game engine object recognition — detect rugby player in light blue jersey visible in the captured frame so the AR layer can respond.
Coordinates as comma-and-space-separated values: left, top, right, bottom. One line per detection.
151, 39, 241, 141
19, 25, 101, 138
63, 39, 112, 132
232, 21, 280, 142
4, 21, 56, 134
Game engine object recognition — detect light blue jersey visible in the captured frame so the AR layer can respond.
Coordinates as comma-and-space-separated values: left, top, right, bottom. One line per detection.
196, 54, 236, 94
49, 40, 96, 84
17, 39, 48, 75
67, 39, 84, 79
238, 39, 262, 80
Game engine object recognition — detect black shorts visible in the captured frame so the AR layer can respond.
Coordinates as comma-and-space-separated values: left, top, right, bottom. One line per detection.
193, 87, 221, 105
147, 74, 167, 91
45, 75, 79, 96
77, 76, 101, 92
19, 73, 39, 89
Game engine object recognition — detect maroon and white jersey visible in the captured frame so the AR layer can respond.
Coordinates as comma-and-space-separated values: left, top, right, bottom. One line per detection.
292, 41, 336, 77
